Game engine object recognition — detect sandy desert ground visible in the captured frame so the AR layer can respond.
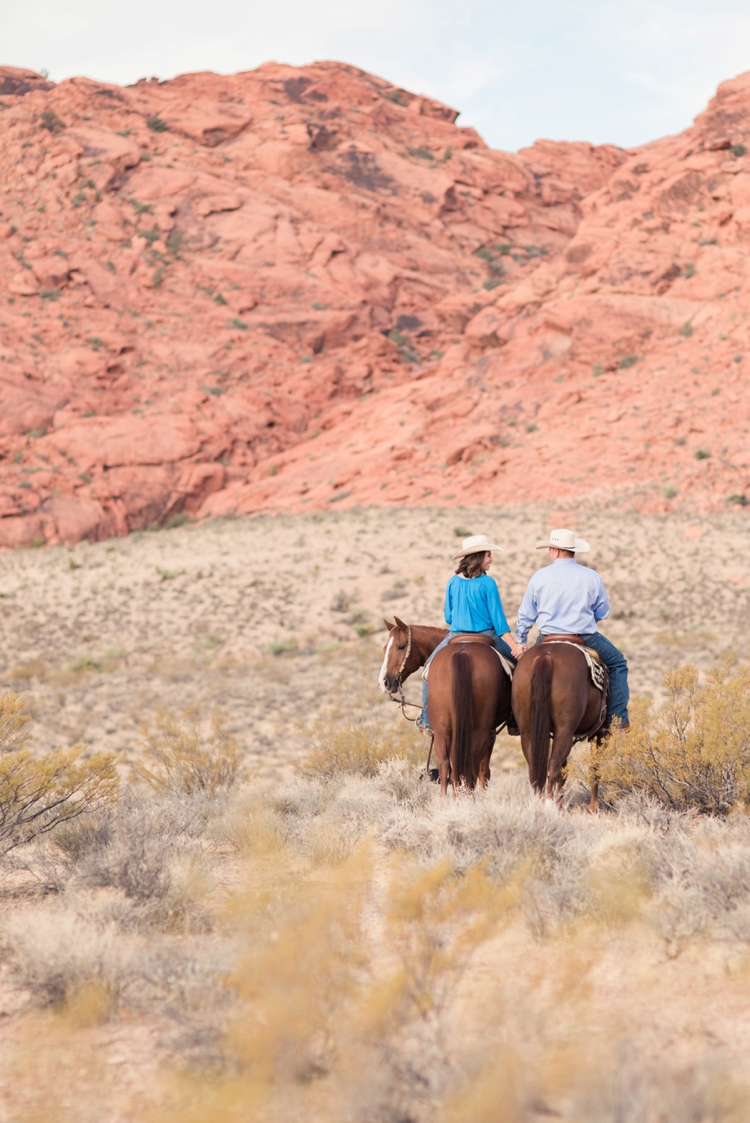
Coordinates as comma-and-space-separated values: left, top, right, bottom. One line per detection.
1, 507, 750, 1123
1, 504, 748, 775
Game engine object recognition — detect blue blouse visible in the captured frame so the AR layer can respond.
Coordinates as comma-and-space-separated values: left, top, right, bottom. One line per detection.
444, 573, 510, 636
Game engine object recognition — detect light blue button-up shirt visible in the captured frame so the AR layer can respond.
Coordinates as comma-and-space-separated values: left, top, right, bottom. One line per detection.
515, 558, 610, 644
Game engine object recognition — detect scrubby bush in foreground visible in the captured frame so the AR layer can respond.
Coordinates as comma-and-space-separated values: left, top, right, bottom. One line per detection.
301, 711, 422, 780
590, 658, 750, 813
0, 693, 119, 856
133, 707, 244, 795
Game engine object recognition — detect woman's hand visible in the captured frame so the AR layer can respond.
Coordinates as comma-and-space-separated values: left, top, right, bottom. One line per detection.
501, 633, 526, 660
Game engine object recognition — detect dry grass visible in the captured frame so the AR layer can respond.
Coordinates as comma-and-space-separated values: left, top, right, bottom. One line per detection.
7, 669, 750, 1120
144, 765, 750, 1123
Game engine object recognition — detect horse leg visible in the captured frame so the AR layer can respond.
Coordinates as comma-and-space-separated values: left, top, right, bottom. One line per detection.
589, 732, 603, 813
477, 737, 491, 789
474, 728, 494, 790
590, 779, 600, 814
477, 749, 492, 789
546, 730, 575, 806
433, 730, 451, 796
483, 728, 497, 789
450, 739, 460, 797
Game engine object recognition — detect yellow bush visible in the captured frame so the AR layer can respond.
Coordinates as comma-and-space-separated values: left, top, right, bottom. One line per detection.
591, 658, 750, 813
0, 691, 32, 753
133, 707, 245, 796
0, 693, 119, 856
300, 712, 422, 779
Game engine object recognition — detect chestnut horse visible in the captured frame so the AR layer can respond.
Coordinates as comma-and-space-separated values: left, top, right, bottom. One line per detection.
380, 617, 513, 795
511, 641, 608, 809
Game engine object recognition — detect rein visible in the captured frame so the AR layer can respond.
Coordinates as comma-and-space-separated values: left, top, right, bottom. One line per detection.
388, 624, 420, 722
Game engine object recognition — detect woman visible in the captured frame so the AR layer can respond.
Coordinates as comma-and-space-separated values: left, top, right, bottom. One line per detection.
418, 534, 525, 734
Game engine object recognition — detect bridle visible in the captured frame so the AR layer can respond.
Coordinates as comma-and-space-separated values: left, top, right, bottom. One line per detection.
387, 624, 421, 722
395, 624, 412, 683
386, 623, 436, 774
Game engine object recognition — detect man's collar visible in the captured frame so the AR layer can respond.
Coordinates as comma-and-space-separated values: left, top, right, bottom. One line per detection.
553, 558, 577, 564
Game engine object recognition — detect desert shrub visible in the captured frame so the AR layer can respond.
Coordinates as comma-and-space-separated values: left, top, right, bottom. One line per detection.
62, 794, 213, 931
1, 909, 127, 1014
0, 691, 32, 751
38, 109, 63, 133
133, 708, 244, 796
300, 712, 422, 780
589, 659, 750, 813
377, 758, 433, 812
1, 902, 229, 1033
0, 693, 119, 856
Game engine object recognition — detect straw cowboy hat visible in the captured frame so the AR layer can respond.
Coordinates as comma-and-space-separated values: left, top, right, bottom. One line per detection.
536, 528, 590, 553
452, 534, 504, 561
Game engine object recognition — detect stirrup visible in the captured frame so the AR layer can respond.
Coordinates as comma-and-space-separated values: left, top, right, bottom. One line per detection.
506, 717, 520, 737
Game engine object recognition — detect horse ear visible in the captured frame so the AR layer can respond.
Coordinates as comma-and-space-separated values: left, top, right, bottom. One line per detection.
393, 615, 407, 630
384, 619, 394, 632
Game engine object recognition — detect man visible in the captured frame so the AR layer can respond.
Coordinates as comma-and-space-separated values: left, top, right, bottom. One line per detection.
515, 528, 630, 731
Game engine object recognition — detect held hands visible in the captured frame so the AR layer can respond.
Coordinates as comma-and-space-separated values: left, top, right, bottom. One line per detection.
501, 632, 527, 660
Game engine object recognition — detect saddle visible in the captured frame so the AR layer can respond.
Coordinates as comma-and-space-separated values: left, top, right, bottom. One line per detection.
424, 633, 514, 684
542, 634, 603, 669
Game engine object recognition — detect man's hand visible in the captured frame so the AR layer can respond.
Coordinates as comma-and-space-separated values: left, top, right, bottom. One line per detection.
510, 641, 527, 659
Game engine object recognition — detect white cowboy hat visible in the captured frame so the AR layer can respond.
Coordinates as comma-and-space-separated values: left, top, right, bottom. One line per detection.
536, 528, 590, 553
452, 533, 504, 560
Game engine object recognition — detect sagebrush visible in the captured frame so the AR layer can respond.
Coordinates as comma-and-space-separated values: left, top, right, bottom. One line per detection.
587, 658, 750, 812
133, 707, 244, 795
0, 692, 119, 856
301, 711, 422, 779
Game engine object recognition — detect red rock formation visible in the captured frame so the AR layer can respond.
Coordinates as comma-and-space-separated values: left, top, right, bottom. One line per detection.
0, 61, 748, 546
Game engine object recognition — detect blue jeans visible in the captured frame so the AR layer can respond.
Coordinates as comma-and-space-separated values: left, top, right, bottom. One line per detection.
536, 632, 629, 723
583, 632, 629, 724
421, 630, 515, 728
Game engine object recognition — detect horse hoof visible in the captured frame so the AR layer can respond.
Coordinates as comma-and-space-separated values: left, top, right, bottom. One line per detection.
419, 768, 440, 784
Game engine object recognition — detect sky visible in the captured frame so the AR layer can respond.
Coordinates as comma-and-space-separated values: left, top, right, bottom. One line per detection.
3, 0, 750, 152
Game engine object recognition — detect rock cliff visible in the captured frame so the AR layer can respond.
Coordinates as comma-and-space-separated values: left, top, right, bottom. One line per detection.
0, 60, 748, 546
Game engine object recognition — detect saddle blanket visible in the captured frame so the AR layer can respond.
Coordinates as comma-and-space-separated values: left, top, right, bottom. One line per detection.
542, 640, 607, 694
421, 644, 515, 683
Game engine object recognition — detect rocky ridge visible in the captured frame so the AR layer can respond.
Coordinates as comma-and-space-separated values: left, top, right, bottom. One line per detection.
0, 61, 749, 546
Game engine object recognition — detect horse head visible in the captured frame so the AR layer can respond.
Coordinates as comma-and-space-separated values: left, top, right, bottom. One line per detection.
379, 616, 415, 694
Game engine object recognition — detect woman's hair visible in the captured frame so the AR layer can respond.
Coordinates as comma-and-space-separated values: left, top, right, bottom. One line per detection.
455, 551, 487, 579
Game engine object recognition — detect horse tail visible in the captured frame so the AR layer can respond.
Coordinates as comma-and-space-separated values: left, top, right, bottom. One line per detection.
451, 651, 473, 785
529, 653, 553, 792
